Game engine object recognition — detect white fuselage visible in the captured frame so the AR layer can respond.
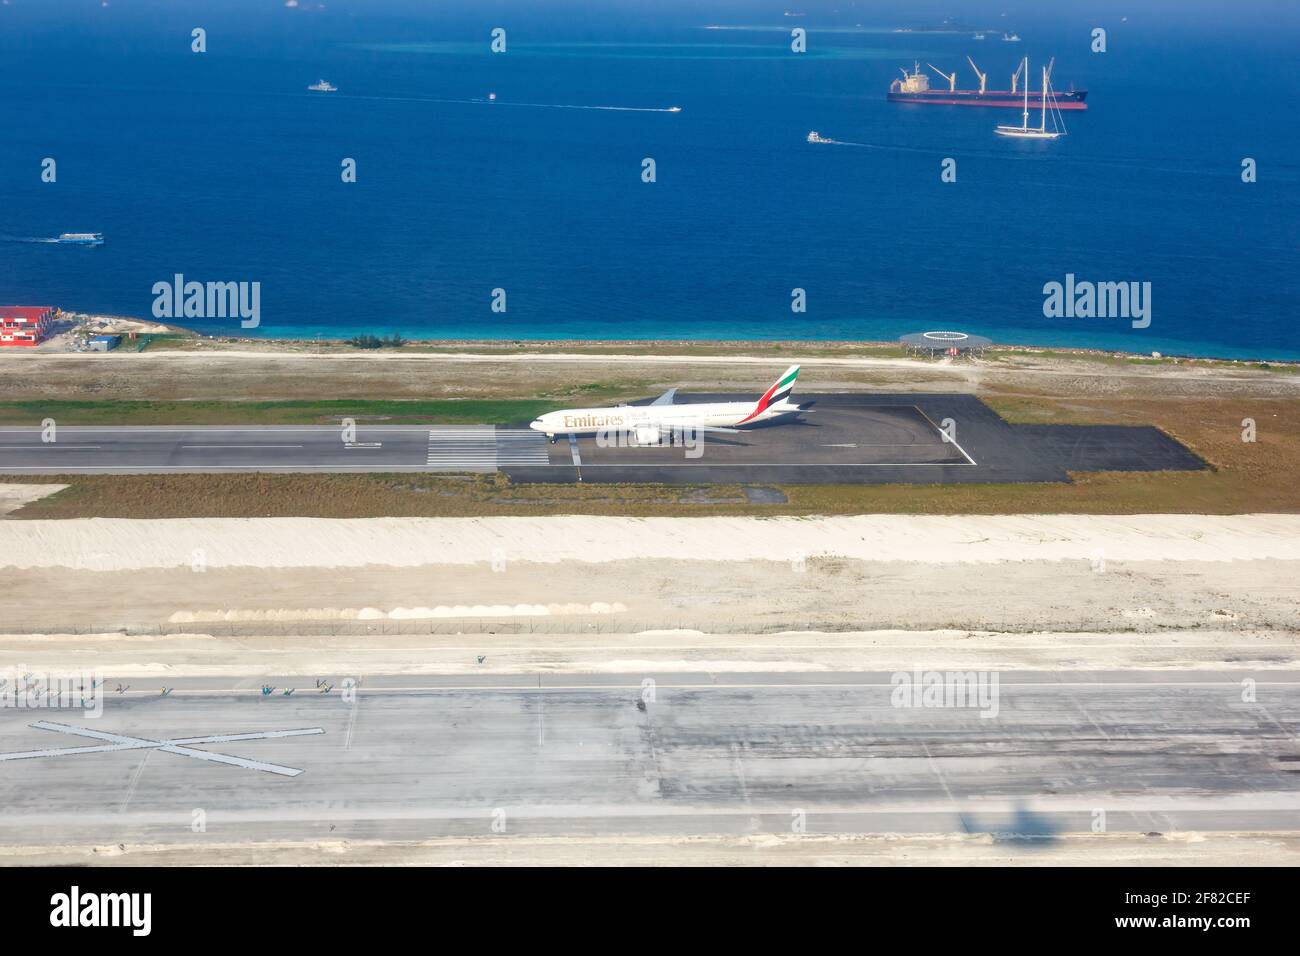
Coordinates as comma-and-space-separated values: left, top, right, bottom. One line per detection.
530, 400, 794, 437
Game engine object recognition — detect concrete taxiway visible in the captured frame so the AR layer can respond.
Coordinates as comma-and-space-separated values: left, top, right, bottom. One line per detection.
1, 670, 1296, 848
0, 394, 1205, 484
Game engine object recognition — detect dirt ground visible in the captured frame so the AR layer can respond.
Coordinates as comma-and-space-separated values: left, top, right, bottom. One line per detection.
3, 343, 1295, 403
3, 625, 1297, 681
5, 831, 1295, 867
4, 556, 1299, 639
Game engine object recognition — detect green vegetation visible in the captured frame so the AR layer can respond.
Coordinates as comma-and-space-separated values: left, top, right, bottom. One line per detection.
5, 474, 760, 519
133, 333, 192, 352
346, 333, 407, 349
982, 348, 1299, 374
4, 465, 1293, 519
0, 399, 557, 427
127, 337, 918, 359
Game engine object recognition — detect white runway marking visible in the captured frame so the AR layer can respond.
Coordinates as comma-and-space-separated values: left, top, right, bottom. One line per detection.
0, 721, 324, 777
344, 701, 359, 751
563, 461, 977, 467
425, 426, 549, 469
119, 747, 152, 813
912, 405, 978, 465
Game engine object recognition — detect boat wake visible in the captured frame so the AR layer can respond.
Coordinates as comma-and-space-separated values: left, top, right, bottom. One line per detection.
331, 92, 680, 113
0, 236, 59, 244
507, 102, 682, 112
809, 134, 1243, 176
809, 136, 941, 156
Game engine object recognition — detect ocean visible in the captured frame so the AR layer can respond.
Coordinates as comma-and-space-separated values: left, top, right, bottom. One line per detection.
1, 0, 1298, 359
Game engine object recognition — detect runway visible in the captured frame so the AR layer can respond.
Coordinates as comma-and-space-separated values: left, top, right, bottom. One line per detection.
0, 395, 1205, 483
0, 425, 549, 474
1, 670, 1296, 846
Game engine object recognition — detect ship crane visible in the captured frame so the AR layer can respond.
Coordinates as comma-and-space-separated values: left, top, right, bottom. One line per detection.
1010, 58, 1025, 95
927, 63, 957, 93
966, 55, 987, 94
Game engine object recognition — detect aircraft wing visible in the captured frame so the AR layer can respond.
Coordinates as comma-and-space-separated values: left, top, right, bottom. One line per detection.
655, 421, 738, 431
633, 421, 741, 442
646, 422, 740, 434
649, 387, 678, 406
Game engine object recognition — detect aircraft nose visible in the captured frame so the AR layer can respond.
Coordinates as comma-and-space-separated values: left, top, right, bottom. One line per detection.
529, 419, 544, 431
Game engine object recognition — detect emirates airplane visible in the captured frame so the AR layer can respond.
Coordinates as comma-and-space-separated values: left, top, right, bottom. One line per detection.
529, 365, 803, 443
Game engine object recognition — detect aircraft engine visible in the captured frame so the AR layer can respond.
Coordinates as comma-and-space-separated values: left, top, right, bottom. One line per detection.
633, 425, 662, 446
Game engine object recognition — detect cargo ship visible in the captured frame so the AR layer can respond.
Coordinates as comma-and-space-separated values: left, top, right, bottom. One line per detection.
889, 59, 1087, 110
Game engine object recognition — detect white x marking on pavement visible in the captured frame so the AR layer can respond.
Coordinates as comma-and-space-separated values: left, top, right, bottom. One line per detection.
0, 721, 324, 777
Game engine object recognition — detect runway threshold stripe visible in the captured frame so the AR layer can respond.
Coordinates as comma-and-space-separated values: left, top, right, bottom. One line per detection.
423, 427, 550, 468
427, 427, 496, 469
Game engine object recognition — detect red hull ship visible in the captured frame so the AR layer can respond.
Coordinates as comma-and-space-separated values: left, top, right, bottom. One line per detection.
888, 59, 1088, 111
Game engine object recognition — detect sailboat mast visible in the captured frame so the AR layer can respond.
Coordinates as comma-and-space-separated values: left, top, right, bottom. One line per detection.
1021, 58, 1030, 129
1040, 65, 1048, 131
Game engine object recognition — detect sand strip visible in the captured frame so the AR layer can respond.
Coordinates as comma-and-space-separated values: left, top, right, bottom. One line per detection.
2, 514, 1299, 570
0, 484, 67, 517
3, 831, 1295, 867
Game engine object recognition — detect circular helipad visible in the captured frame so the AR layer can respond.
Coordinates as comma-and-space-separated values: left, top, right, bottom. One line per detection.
922, 331, 968, 342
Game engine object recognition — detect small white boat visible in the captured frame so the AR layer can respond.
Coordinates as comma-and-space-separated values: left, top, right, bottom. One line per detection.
667, 106, 682, 112
307, 79, 337, 92
56, 232, 104, 245
1003, 32, 1022, 42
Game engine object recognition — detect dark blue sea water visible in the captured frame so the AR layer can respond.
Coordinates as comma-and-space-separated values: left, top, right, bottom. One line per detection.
2, 0, 1298, 358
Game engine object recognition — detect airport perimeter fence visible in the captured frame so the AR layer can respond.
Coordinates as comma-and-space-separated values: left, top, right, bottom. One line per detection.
0, 619, 851, 638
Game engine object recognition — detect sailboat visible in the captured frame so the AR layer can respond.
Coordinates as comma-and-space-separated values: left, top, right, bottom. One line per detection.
995, 57, 1064, 139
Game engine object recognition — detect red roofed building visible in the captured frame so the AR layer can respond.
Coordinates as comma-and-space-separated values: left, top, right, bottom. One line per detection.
0, 306, 57, 346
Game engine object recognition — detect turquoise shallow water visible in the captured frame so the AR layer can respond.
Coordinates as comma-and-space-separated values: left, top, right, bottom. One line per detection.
1, 0, 1298, 359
